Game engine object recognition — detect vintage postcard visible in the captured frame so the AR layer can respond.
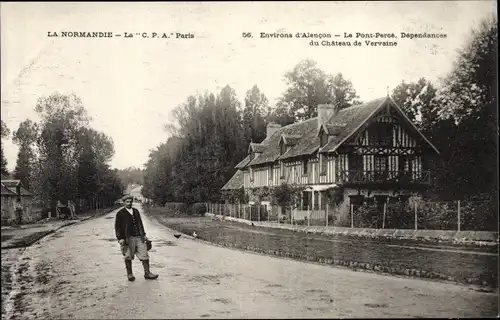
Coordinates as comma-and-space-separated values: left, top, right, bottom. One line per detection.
1, 1, 498, 319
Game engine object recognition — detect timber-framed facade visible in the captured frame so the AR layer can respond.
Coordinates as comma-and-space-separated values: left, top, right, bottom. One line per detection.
221, 96, 439, 219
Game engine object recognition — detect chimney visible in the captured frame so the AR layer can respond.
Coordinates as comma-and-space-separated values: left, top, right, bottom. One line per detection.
266, 122, 281, 138
317, 104, 336, 130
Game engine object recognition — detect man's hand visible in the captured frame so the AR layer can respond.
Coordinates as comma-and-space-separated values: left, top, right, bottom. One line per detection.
118, 239, 125, 246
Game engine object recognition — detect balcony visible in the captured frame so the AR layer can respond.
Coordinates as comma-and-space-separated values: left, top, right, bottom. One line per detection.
336, 170, 431, 185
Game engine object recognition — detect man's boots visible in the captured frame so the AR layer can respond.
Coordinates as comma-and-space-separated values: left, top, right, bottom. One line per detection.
125, 260, 135, 281
142, 260, 159, 280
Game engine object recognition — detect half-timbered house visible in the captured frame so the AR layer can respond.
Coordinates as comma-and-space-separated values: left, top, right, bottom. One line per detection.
221, 96, 439, 220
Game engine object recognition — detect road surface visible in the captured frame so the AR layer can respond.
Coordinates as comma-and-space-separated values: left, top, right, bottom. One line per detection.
4, 204, 497, 319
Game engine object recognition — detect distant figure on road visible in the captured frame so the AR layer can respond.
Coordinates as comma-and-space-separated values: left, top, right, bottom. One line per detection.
115, 195, 158, 281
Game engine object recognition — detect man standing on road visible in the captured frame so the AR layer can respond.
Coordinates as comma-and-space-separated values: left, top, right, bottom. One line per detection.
115, 195, 158, 281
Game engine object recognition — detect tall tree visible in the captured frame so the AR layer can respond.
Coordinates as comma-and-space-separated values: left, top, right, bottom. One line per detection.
1, 120, 10, 176
35, 93, 90, 207
428, 16, 498, 200
277, 59, 361, 121
242, 85, 268, 144
147, 85, 249, 205
391, 78, 438, 129
12, 119, 39, 189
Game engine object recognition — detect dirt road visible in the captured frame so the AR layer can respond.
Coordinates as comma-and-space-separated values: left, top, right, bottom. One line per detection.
2, 204, 497, 319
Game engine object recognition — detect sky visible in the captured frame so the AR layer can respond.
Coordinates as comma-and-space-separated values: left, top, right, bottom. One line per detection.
1, 1, 497, 172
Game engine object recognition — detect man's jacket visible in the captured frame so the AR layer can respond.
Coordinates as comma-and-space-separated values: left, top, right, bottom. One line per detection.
115, 207, 147, 244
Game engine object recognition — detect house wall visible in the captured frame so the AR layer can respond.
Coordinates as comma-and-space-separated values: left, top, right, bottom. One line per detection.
354, 117, 423, 177
242, 113, 427, 190
1, 195, 36, 224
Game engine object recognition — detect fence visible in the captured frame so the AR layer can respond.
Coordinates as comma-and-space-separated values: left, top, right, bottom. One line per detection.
207, 203, 339, 227
207, 199, 497, 231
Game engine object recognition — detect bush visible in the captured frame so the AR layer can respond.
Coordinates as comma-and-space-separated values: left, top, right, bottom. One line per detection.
354, 205, 381, 228
459, 200, 497, 231
164, 202, 188, 212
416, 201, 457, 230
327, 214, 337, 226
385, 201, 414, 229
295, 219, 306, 226
188, 203, 207, 216
248, 205, 268, 221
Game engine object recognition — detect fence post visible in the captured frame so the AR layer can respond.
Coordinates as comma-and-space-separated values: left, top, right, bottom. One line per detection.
308, 205, 311, 227
457, 200, 461, 232
414, 201, 418, 230
382, 202, 386, 229
326, 204, 329, 227
258, 205, 261, 222
350, 203, 354, 228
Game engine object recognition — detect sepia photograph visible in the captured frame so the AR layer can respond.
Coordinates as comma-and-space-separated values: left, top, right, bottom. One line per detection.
1, 1, 498, 319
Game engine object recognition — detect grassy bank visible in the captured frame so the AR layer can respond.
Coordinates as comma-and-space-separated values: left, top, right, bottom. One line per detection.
146, 206, 498, 289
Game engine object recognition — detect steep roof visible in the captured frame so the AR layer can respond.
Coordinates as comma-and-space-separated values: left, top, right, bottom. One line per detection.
249, 143, 266, 153
1, 184, 16, 196
1, 180, 22, 187
0, 179, 33, 196
221, 170, 244, 190
280, 134, 302, 146
236, 96, 438, 169
319, 97, 387, 152
320, 96, 440, 154
247, 118, 317, 166
235, 155, 252, 169
318, 123, 346, 136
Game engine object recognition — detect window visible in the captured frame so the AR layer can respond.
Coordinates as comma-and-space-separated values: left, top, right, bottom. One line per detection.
280, 161, 285, 178
348, 154, 363, 171
303, 159, 309, 175
320, 154, 327, 175
374, 155, 388, 181
399, 155, 412, 181
302, 192, 310, 210
269, 165, 273, 181
369, 122, 393, 146
249, 167, 254, 182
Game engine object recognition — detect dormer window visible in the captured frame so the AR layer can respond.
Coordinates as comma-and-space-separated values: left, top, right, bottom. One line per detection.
318, 123, 345, 149
249, 143, 264, 161
320, 132, 328, 147
279, 135, 300, 156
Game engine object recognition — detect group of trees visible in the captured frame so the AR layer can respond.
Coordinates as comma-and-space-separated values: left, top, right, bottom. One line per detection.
1, 120, 10, 176
2, 93, 124, 213
142, 63, 363, 204
117, 167, 144, 187
391, 16, 497, 202
143, 16, 497, 208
